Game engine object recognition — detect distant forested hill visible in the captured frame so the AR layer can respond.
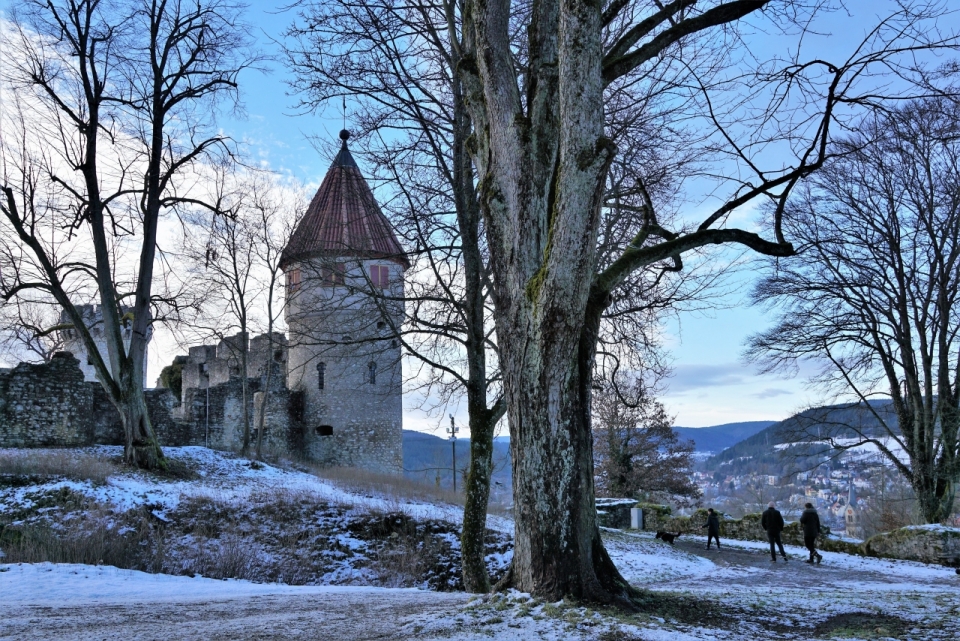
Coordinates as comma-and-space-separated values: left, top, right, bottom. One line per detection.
704, 400, 898, 474
400, 420, 773, 493
673, 421, 776, 453
402, 430, 512, 489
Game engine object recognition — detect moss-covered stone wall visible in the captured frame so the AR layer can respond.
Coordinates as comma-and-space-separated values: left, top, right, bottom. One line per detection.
862, 526, 960, 565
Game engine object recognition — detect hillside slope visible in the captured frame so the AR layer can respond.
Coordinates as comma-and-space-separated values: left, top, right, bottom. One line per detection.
704, 400, 898, 473
673, 421, 775, 453
402, 431, 512, 489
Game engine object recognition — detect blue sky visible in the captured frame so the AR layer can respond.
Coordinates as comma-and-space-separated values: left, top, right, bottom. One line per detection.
207, 3, 822, 430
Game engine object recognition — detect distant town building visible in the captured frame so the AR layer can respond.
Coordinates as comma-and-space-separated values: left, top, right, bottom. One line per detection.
844, 483, 863, 539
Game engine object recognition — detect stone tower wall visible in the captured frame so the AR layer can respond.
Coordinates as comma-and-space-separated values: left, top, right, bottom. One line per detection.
285, 257, 403, 472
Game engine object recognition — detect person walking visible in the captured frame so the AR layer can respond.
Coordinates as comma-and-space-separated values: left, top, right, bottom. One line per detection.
762, 501, 788, 563
703, 508, 721, 550
800, 502, 823, 564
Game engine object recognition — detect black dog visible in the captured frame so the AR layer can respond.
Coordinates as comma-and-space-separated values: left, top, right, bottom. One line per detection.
655, 531, 681, 545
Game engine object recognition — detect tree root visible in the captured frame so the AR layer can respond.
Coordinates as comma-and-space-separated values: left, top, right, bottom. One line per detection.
127, 443, 166, 470
492, 562, 514, 593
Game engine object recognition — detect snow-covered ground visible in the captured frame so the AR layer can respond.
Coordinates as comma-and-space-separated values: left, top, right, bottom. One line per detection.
2, 446, 959, 640
775, 436, 909, 465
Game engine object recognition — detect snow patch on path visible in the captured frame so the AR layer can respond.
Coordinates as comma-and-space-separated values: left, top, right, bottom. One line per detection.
0, 562, 405, 605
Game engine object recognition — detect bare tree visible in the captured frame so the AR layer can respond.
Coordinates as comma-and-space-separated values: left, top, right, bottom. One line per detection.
0, 0, 253, 467
747, 97, 960, 524
249, 176, 303, 461
181, 167, 263, 457
593, 378, 700, 504
0, 299, 66, 364
284, 0, 505, 592
283, 0, 717, 593
456, 0, 957, 603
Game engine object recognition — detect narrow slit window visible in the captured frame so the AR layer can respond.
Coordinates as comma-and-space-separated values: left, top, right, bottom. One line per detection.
368, 361, 377, 385
370, 265, 390, 288
317, 425, 333, 436
317, 362, 326, 390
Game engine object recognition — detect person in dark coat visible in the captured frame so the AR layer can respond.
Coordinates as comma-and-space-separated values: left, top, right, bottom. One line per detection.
799, 502, 823, 564
703, 508, 721, 550
761, 501, 788, 563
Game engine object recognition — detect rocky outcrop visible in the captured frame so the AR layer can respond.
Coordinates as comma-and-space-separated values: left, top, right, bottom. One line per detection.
863, 525, 960, 565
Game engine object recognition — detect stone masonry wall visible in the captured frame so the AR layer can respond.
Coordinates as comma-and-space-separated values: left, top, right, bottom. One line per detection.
635, 504, 855, 552
180, 362, 295, 455
0, 354, 298, 458
0, 353, 95, 447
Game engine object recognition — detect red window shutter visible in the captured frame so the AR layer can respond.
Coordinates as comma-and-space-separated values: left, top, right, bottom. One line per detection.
322, 263, 345, 286
287, 268, 301, 292
370, 265, 389, 288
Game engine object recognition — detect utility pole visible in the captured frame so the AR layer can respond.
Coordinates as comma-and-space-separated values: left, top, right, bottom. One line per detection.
447, 414, 459, 493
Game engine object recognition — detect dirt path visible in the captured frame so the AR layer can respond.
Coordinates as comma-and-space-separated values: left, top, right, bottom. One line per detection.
0, 590, 472, 641
674, 538, 854, 589
670, 535, 958, 591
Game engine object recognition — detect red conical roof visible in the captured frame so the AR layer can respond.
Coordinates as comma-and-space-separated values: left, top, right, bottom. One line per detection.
280, 131, 409, 270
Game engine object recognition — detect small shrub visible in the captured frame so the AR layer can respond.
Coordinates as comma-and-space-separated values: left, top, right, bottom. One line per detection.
0, 520, 145, 568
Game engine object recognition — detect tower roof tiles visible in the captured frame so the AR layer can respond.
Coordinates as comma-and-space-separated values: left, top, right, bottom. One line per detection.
280, 131, 409, 270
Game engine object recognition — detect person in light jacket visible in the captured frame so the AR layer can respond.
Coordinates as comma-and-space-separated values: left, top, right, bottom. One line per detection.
761, 501, 788, 563
703, 508, 721, 550
799, 502, 823, 564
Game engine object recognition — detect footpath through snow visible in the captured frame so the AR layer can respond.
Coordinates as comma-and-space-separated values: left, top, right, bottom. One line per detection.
3, 531, 958, 639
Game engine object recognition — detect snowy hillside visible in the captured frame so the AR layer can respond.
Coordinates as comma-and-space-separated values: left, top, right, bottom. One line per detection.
0, 447, 512, 590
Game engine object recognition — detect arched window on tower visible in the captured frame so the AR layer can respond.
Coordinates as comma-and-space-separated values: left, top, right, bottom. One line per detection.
368, 361, 377, 384
317, 362, 326, 390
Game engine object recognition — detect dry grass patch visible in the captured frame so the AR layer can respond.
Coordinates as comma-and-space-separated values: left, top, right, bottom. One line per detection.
305, 464, 465, 506
0, 449, 119, 485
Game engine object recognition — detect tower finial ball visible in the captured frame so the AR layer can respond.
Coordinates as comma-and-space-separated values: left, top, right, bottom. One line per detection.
339, 129, 350, 142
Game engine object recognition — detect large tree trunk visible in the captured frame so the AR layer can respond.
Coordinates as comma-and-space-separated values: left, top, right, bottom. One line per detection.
500, 292, 633, 603
461, 0, 628, 602
117, 369, 163, 468
497, 310, 634, 601
913, 465, 956, 524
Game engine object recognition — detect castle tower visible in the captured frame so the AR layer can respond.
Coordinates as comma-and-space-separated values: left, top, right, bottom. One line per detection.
58, 304, 152, 387
280, 130, 408, 471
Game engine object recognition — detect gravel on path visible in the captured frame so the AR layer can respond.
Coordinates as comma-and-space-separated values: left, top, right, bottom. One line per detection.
0, 590, 472, 641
